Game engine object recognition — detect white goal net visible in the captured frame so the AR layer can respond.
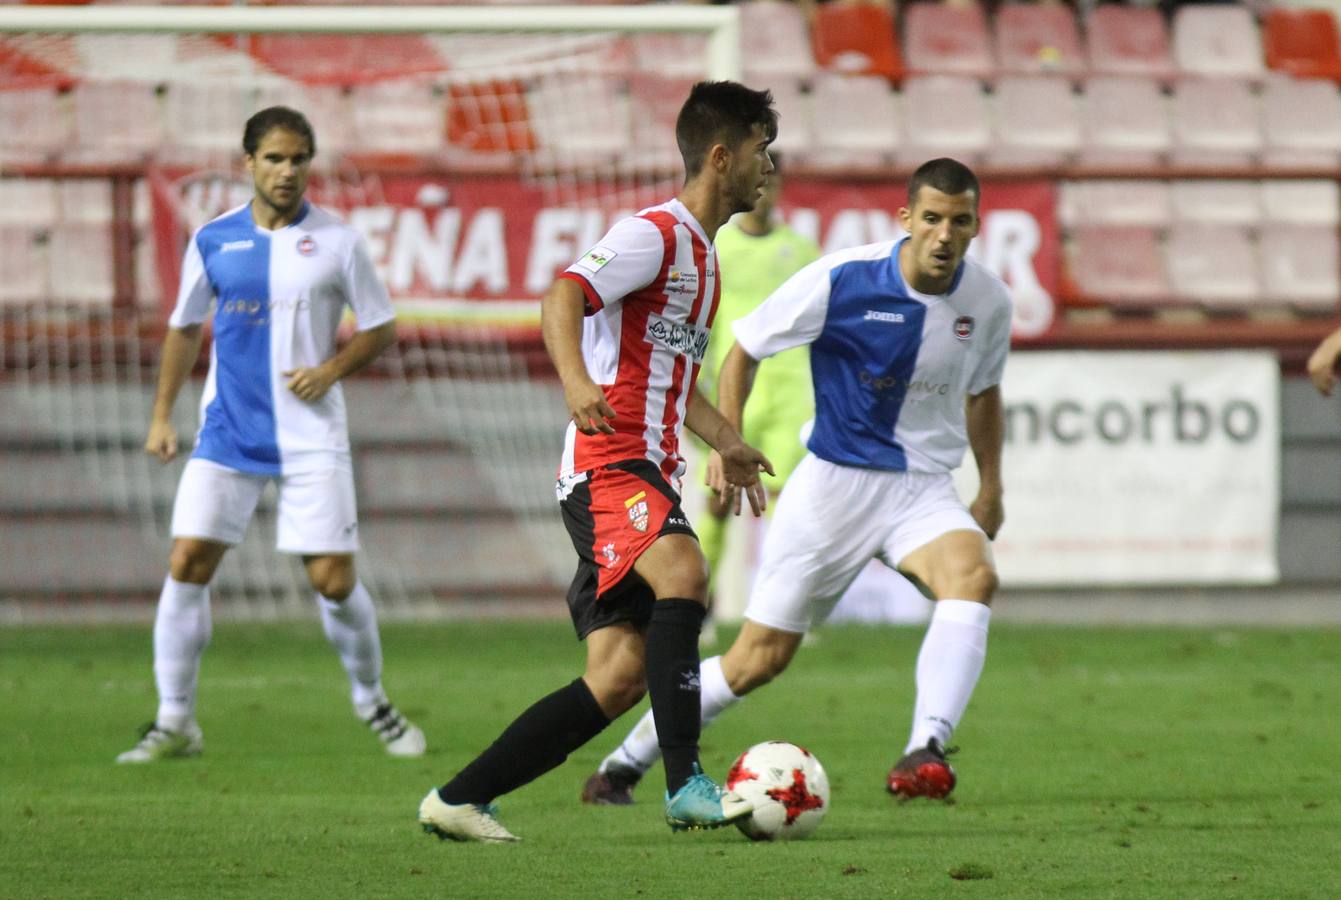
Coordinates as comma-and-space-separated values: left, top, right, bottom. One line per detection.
0, 4, 740, 622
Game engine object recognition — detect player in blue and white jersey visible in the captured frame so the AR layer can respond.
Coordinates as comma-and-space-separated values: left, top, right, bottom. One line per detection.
117, 107, 425, 763
587, 158, 1009, 802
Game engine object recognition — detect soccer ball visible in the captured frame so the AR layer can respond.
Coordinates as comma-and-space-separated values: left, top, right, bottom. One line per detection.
725, 741, 830, 841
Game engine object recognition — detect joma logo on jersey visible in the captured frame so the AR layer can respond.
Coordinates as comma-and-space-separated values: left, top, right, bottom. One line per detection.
645, 314, 709, 362
864, 309, 905, 324
220, 298, 312, 315
220, 239, 255, 253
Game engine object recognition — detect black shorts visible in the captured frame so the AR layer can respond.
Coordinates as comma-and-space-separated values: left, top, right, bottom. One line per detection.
560, 458, 697, 640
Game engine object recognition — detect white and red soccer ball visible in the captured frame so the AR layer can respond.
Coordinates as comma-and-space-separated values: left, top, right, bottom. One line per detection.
725, 741, 830, 841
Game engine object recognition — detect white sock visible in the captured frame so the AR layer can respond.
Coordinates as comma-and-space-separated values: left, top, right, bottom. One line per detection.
317, 582, 386, 712
906, 599, 991, 754
602, 655, 740, 775
153, 576, 212, 733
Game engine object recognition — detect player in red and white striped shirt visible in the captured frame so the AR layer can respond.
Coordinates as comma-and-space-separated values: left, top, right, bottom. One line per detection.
421, 82, 778, 843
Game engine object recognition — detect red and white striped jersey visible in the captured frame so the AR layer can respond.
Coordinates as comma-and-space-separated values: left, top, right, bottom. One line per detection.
556, 198, 721, 487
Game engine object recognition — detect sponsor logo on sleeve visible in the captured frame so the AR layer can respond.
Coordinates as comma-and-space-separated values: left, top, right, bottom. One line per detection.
574, 245, 618, 274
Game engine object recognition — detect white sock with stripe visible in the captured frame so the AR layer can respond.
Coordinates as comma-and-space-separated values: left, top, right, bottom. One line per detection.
153, 576, 212, 733
906, 599, 991, 754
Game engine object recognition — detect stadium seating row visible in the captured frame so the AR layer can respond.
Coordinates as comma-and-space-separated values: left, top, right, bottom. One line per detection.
774, 2, 1341, 86
3, 70, 1337, 171
1065, 222, 1339, 312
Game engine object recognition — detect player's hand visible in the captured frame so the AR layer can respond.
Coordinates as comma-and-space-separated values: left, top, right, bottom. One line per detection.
970, 491, 1004, 540
564, 380, 616, 435
717, 441, 774, 518
144, 420, 178, 463
283, 365, 338, 403
1306, 342, 1341, 396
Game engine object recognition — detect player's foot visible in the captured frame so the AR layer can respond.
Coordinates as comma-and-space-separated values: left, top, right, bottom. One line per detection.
664, 764, 753, 832
114, 722, 203, 764
581, 763, 642, 805
359, 701, 426, 757
886, 737, 957, 799
418, 789, 520, 843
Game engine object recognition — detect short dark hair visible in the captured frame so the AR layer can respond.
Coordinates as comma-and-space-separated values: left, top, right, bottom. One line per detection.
675, 81, 778, 178
243, 106, 317, 157
908, 158, 979, 208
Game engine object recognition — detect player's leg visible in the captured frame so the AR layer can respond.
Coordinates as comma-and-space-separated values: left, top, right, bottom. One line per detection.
421, 578, 649, 843
886, 478, 998, 798
587, 454, 871, 803
281, 467, 425, 757
118, 460, 261, 763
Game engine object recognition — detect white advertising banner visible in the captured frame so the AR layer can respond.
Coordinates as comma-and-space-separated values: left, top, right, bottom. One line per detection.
955, 351, 1280, 586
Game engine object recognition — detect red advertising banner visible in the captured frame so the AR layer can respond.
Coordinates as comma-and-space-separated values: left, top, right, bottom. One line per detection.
150, 169, 1058, 336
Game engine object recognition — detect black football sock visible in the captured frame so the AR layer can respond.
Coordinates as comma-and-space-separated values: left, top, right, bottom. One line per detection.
644, 597, 708, 795
438, 678, 609, 805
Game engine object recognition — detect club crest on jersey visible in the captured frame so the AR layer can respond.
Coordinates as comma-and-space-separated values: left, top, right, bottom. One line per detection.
645, 313, 709, 362
575, 245, 617, 274
297, 236, 317, 256
953, 315, 975, 340
625, 491, 649, 533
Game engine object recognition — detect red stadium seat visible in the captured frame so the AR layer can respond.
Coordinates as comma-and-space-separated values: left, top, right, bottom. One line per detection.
1260, 225, 1341, 312
238, 34, 446, 86
1077, 76, 1171, 169
0, 226, 48, 304
1172, 180, 1262, 226
70, 81, 163, 162
993, 3, 1085, 79
445, 80, 537, 154
741, 0, 816, 83
0, 87, 72, 163
1172, 5, 1265, 81
1068, 226, 1171, 306
1169, 79, 1261, 168
811, 2, 903, 82
896, 75, 990, 166
902, 2, 995, 81
757, 76, 812, 159
1059, 180, 1171, 229
809, 73, 900, 168
1085, 5, 1177, 83
47, 223, 114, 306
0, 178, 58, 227
990, 75, 1081, 168
1261, 76, 1341, 170
1166, 224, 1260, 309
1262, 8, 1341, 82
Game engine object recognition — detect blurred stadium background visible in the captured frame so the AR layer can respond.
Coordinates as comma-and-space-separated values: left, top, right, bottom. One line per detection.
2, 0, 1341, 626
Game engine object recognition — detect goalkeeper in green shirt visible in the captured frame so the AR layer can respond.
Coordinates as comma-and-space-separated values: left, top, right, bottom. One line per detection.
697, 158, 820, 585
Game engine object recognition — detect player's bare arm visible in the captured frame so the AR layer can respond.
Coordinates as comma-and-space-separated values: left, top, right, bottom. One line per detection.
541, 277, 616, 435
965, 384, 1005, 539
686, 388, 773, 518
283, 320, 395, 403
145, 324, 205, 463
1306, 325, 1341, 396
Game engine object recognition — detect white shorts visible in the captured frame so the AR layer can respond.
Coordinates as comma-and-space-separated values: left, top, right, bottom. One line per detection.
170, 458, 360, 554
743, 454, 983, 634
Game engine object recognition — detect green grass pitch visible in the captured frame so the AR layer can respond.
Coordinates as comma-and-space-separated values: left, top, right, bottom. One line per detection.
2, 619, 1338, 899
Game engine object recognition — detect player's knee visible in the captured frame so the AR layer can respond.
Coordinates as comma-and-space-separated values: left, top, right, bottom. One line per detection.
168, 543, 215, 584
727, 645, 792, 694
952, 561, 998, 603
587, 671, 646, 717
313, 572, 355, 601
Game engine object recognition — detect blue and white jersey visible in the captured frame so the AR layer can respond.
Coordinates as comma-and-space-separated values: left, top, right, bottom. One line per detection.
732, 237, 1011, 473
169, 201, 395, 476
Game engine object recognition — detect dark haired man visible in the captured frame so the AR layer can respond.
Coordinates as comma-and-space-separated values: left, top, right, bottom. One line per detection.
118, 107, 425, 763
418, 81, 778, 842
579, 158, 1011, 805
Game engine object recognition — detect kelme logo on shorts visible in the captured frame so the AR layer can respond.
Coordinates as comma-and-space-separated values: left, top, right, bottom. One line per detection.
625, 491, 649, 533
575, 245, 617, 274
